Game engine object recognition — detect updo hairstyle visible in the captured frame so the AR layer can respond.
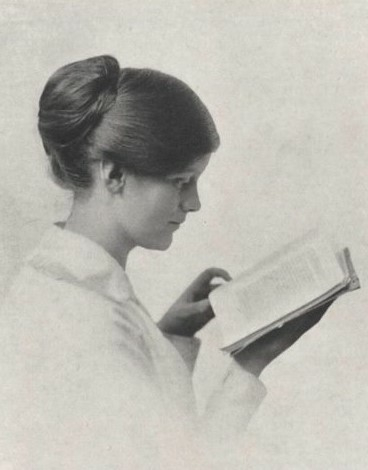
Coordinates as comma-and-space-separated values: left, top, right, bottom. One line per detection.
38, 55, 220, 190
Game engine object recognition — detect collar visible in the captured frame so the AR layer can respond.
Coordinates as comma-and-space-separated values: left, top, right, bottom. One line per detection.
27, 224, 137, 305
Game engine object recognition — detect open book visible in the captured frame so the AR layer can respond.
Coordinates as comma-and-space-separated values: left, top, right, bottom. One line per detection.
209, 231, 360, 355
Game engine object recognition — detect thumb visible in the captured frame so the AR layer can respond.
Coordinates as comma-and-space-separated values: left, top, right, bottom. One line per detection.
188, 299, 215, 332
191, 298, 212, 315
190, 299, 215, 326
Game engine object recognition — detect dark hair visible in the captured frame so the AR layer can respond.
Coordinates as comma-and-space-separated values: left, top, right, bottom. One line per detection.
38, 55, 220, 190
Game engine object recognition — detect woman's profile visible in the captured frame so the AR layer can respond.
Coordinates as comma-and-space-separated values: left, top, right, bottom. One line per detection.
0, 55, 332, 469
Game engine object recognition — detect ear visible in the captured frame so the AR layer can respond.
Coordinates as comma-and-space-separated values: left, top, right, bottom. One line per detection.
99, 160, 126, 194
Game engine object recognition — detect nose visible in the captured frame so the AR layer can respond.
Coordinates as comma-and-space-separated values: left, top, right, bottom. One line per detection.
180, 183, 201, 213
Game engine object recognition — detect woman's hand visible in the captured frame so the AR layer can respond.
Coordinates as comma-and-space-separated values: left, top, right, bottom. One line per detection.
157, 267, 231, 337
235, 300, 334, 377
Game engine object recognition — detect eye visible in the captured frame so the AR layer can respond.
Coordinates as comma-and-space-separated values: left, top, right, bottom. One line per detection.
169, 177, 192, 190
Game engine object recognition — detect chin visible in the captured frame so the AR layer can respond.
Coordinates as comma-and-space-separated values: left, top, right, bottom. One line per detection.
141, 234, 173, 251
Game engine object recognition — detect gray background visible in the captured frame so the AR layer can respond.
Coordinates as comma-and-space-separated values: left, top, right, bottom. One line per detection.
1, 1, 367, 468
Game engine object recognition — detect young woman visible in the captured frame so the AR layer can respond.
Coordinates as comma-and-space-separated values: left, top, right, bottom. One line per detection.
0, 55, 331, 469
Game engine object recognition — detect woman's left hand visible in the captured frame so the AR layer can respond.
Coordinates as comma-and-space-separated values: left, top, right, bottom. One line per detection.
157, 267, 231, 337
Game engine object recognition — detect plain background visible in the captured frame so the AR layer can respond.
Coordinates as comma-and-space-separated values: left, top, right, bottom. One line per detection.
0, 1, 367, 468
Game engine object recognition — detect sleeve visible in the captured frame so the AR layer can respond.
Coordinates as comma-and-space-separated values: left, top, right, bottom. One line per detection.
196, 362, 267, 469
163, 332, 267, 467
14, 298, 214, 470
201, 361, 267, 437
3, 293, 266, 470
53, 308, 265, 470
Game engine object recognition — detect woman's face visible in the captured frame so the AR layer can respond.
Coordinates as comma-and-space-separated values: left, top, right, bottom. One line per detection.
116, 153, 211, 250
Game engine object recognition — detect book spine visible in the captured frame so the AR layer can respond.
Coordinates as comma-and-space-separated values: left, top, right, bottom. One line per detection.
343, 247, 361, 290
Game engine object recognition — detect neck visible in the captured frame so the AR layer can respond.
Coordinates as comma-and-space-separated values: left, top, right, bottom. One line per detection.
64, 198, 134, 270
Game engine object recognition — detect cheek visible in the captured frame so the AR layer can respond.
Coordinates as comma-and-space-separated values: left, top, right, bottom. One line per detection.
149, 188, 180, 220
124, 179, 181, 236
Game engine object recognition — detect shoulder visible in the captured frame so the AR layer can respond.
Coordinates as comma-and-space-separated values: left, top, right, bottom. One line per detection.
1, 262, 152, 370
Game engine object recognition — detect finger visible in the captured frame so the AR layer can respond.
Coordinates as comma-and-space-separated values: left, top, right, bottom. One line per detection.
296, 300, 334, 332
277, 310, 327, 346
191, 300, 215, 329
190, 298, 213, 315
312, 299, 335, 316
187, 299, 215, 324
297, 311, 325, 334
176, 300, 214, 334
283, 299, 334, 333
186, 268, 231, 299
197, 267, 232, 284
208, 282, 223, 292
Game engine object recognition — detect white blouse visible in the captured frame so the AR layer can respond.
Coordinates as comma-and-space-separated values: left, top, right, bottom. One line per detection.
0, 225, 266, 469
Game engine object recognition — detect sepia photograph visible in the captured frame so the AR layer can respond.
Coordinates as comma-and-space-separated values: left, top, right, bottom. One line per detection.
0, 1, 366, 469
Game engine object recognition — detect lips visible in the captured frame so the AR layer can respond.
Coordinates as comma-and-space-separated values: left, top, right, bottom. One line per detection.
169, 220, 185, 225
168, 220, 185, 231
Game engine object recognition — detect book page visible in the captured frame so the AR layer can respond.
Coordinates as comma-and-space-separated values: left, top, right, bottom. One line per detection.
210, 233, 345, 348
225, 281, 349, 354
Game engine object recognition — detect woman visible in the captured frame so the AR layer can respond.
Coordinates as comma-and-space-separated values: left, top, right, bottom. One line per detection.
0, 55, 331, 469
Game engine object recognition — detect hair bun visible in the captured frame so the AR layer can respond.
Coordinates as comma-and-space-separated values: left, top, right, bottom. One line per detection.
38, 54, 120, 150
93, 55, 120, 111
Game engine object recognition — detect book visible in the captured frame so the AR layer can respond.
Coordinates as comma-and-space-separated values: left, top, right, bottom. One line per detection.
209, 231, 361, 355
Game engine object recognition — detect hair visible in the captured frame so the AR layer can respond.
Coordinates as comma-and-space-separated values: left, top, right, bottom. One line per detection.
38, 55, 220, 190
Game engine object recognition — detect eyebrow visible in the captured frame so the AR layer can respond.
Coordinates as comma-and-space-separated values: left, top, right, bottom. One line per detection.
168, 171, 195, 178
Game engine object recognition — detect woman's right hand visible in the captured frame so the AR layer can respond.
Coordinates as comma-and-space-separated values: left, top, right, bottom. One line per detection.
234, 301, 334, 377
